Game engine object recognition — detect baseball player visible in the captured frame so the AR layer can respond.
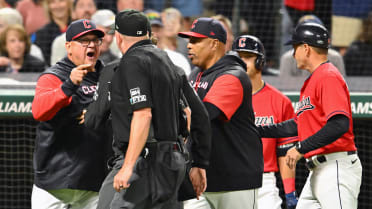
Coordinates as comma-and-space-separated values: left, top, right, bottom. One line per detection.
179, 17, 263, 209
31, 19, 107, 208
258, 22, 362, 209
232, 35, 299, 209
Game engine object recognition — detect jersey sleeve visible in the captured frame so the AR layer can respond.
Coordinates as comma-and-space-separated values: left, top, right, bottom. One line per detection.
85, 65, 115, 130
318, 77, 351, 119
120, 56, 152, 111
203, 74, 243, 120
32, 74, 72, 121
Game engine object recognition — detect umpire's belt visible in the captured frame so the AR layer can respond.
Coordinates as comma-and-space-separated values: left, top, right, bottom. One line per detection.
305, 151, 357, 170
140, 141, 182, 159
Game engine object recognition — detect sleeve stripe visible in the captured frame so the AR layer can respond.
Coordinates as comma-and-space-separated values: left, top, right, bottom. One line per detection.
326, 110, 350, 120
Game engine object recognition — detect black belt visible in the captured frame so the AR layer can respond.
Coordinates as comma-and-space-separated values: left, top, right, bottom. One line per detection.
305, 151, 357, 170
141, 141, 182, 158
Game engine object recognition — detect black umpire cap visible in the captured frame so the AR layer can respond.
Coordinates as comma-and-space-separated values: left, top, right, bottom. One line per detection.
115, 9, 151, 37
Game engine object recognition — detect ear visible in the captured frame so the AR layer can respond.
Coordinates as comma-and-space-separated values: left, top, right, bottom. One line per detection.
304, 44, 311, 57
65, 42, 72, 55
211, 39, 219, 50
115, 32, 122, 48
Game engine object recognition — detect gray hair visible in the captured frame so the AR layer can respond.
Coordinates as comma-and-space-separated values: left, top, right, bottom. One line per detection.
0, 8, 23, 26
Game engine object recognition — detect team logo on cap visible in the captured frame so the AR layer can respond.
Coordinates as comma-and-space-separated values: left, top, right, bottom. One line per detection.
239, 37, 246, 47
191, 19, 198, 29
83, 20, 92, 29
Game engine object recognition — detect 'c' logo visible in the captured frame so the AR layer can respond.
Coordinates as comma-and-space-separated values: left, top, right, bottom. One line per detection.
239, 38, 246, 48
83, 20, 92, 29
191, 19, 198, 29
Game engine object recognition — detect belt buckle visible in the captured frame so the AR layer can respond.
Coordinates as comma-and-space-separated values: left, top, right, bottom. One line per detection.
143, 147, 149, 158
305, 160, 316, 170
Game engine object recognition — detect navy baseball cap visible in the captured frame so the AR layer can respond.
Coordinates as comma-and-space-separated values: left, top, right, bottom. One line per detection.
178, 17, 227, 44
115, 9, 150, 36
66, 19, 104, 42
145, 9, 163, 27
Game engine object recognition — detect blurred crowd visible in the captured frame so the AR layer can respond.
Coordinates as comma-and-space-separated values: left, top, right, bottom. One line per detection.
0, 0, 372, 76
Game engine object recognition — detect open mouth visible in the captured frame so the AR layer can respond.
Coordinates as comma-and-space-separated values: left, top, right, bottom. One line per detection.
87, 52, 95, 58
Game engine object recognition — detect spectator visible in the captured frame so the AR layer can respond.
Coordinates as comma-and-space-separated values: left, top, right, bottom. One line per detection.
280, 15, 346, 81
16, 0, 49, 35
332, 0, 372, 55
145, 9, 191, 75
117, 0, 143, 12
344, 11, 372, 76
284, 0, 314, 26
146, 0, 202, 18
0, 24, 45, 73
94, 0, 144, 17
50, 0, 97, 65
211, 14, 234, 52
160, 7, 188, 59
91, 9, 117, 65
34, 0, 72, 65
0, 0, 9, 8
0, 7, 44, 61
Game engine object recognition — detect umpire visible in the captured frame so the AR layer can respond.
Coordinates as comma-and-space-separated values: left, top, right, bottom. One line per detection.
97, 9, 203, 209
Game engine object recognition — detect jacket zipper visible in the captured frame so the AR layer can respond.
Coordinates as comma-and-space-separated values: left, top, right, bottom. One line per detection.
194, 71, 203, 92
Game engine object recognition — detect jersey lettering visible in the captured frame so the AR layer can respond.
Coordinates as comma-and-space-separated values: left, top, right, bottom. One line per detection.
296, 96, 315, 116
190, 80, 209, 90
255, 115, 274, 126
81, 85, 97, 94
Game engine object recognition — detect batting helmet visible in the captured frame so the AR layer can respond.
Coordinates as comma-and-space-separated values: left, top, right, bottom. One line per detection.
232, 35, 266, 70
286, 22, 330, 49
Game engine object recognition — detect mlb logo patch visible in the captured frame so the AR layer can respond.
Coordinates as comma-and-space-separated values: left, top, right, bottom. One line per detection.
129, 87, 146, 104
130, 87, 140, 97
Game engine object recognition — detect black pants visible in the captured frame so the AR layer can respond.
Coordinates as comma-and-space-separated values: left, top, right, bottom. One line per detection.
97, 142, 186, 209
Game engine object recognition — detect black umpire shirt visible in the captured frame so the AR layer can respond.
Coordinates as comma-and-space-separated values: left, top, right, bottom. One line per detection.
110, 39, 182, 155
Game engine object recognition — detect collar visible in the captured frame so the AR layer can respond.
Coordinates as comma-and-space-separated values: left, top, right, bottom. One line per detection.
125, 39, 153, 55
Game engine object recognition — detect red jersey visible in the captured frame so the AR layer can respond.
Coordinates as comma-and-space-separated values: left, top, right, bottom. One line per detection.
295, 63, 356, 158
253, 83, 298, 172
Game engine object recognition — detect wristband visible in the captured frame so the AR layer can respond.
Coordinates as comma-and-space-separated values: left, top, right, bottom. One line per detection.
283, 178, 295, 194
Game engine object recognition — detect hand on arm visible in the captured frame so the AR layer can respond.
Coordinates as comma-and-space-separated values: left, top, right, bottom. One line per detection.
113, 108, 152, 192
285, 145, 303, 170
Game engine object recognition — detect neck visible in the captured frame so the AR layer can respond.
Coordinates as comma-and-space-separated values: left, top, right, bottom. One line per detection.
202, 50, 225, 71
54, 16, 69, 30
161, 37, 177, 51
10, 57, 24, 71
250, 72, 264, 94
307, 56, 328, 74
